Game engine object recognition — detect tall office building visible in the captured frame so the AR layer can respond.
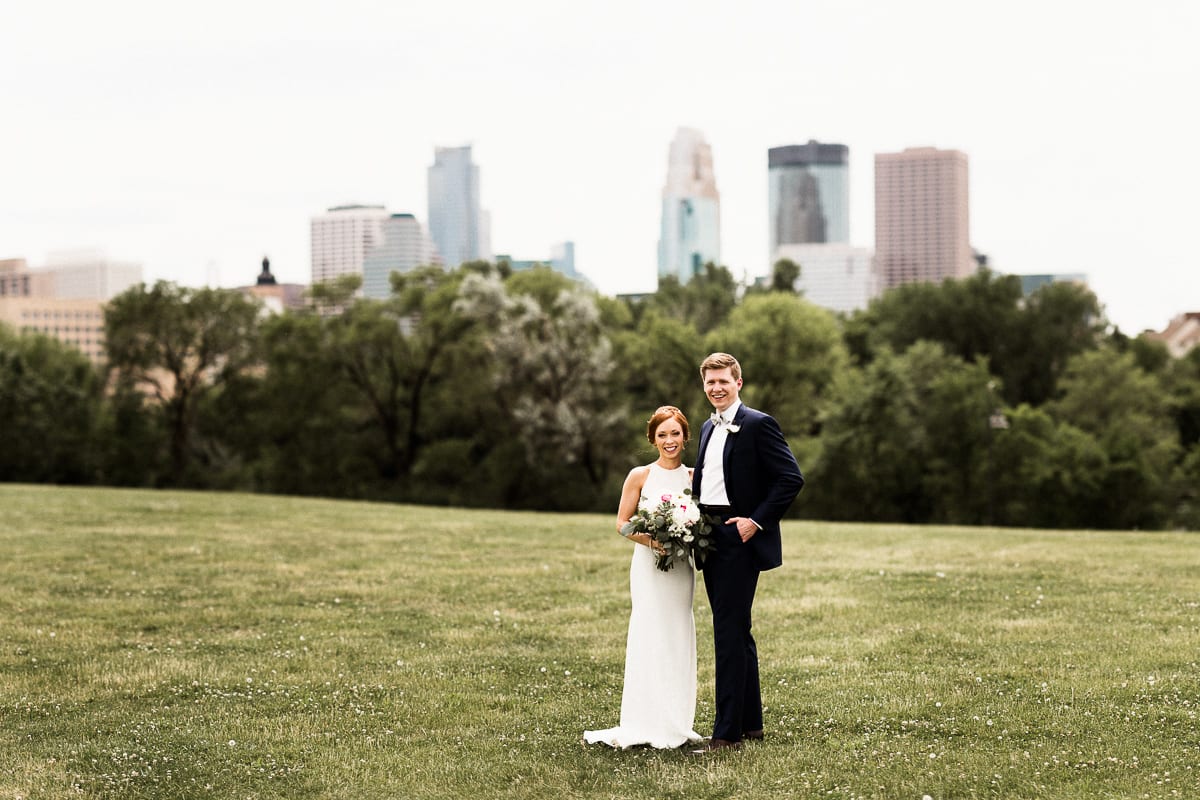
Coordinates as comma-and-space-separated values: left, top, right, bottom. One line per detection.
310, 205, 391, 289
427, 145, 491, 268
768, 141, 849, 254
361, 214, 441, 299
657, 128, 721, 284
874, 147, 973, 290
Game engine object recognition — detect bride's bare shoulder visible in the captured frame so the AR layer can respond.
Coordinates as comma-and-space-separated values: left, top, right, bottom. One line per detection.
626, 464, 652, 481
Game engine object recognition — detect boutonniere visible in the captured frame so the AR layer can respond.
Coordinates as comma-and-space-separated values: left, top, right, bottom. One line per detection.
725, 424, 741, 433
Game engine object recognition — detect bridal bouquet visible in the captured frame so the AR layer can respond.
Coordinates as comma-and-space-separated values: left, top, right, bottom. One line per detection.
620, 488, 716, 571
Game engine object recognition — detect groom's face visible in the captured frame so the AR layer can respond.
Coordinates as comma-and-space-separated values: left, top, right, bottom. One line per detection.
703, 367, 741, 413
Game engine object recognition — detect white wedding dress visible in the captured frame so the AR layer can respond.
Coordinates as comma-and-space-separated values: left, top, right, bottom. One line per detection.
584, 462, 703, 749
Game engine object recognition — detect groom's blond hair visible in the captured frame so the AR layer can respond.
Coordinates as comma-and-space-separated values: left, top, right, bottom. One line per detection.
699, 352, 741, 381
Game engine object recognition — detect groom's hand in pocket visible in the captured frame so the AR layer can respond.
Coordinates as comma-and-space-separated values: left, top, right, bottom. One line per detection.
725, 517, 759, 543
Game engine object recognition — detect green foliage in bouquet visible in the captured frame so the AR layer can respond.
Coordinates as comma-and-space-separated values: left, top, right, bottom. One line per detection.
619, 488, 715, 571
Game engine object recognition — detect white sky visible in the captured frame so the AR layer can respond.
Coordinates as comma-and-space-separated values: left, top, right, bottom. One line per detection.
3, 0, 1197, 333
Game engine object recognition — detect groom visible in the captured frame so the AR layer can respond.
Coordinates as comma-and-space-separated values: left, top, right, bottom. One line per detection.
692, 352, 804, 752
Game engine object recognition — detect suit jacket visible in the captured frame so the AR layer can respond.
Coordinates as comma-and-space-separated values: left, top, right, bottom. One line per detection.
692, 403, 805, 571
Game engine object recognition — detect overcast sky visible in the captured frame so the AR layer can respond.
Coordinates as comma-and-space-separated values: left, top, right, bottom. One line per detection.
3, 0, 1197, 333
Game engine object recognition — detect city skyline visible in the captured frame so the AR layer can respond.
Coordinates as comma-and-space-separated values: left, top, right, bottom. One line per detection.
2, 1, 1197, 334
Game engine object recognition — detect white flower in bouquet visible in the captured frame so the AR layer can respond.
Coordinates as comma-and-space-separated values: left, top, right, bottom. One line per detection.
619, 488, 716, 571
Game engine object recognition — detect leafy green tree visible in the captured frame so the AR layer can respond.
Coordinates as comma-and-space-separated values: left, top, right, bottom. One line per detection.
770, 258, 801, 293
706, 294, 846, 464
1004, 280, 1105, 405
844, 270, 1102, 407
455, 269, 625, 507
1170, 443, 1200, 530
1165, 345, 1200, 450
1048, 348, 1179, 528
849, 269, 1022, 364
391, 264, 497, 502
0, 325, 102, 483
982, 404, 1108, 528
104, 281, 261, 484
645, 262, 739, 334
217, 309, 362, 496
608, 310, 707, 468
810, 342, 999, 524
808, 347, 929, 522
313, 265, 486, 488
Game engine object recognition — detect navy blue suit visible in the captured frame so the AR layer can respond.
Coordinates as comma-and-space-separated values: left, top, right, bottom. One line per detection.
693, 403, 804, 741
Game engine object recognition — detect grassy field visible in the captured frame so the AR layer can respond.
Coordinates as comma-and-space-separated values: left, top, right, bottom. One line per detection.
2, 485, 1199, 799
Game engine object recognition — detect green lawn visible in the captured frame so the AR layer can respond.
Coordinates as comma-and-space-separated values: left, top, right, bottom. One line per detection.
2, 484, 1199, 799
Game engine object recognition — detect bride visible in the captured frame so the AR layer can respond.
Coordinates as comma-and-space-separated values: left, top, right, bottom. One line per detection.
584, 405, 704, 749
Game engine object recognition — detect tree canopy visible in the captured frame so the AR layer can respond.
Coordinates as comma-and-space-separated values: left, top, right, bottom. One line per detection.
5, 266, 1197, 530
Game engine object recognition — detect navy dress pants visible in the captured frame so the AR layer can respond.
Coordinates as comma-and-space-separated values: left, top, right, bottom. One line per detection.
701, 519, 762, 742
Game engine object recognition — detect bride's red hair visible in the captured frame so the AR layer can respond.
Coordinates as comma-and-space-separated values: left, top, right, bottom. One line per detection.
645, 405, 690, 445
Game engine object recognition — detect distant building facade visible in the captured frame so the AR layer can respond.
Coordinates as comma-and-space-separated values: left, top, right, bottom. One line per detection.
1015, 273, 1089, 296
239, 257, 309, 313
310, 205, 390, 290
0, 296, 107, 362
768, 141, 849, 255
361, 214, 441, 299
310, 206, 441, 299
773, 243, 878, 314
875, 147, 973, 291
658, 128, 721, 285
40, 250, 142, 300
427, 145, 491, 268
495, 241, 589, 284
1146, 312, 1200, 358
0, 253, 142, 363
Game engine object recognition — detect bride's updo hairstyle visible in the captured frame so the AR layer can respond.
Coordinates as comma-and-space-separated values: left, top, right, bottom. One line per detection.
646, 405, 690, 445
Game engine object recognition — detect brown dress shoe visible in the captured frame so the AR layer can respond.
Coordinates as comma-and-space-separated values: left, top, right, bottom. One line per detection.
690, 738, 743, 754
743, 729, 764, 741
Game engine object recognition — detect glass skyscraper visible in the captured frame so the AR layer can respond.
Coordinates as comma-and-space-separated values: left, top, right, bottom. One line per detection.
361, 214, 441, 299
768, 141, 850, 254
427, 145, 491, 269
657, 128, 721, 284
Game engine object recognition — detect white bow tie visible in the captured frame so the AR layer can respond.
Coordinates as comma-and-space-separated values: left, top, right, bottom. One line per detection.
710, 413, 728, 427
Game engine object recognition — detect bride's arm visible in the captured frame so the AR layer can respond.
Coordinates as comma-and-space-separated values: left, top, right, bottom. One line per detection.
616, 467, 654, 548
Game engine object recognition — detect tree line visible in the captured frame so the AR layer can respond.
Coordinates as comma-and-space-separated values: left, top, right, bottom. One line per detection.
3, 260, 1198, 530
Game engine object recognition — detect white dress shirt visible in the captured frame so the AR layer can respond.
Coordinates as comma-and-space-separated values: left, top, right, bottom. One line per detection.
700, 400, 741, 506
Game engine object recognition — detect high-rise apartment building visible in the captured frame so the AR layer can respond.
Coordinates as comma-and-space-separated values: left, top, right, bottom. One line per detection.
658, 128, 721, 284
874, 147, 973, 290
427, 145, 491, 269
310, 205, 390, 289
768, 141, 849, 254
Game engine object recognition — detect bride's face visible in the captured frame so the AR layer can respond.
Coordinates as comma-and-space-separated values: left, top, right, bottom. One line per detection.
654, 420, 685, 460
